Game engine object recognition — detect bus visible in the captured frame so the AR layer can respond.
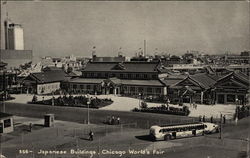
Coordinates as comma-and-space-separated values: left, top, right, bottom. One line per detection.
149, 122, 219, 141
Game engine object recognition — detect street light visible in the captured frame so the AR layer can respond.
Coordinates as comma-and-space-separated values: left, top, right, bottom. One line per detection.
87, 94, 90, 124
138, 93, 141, 108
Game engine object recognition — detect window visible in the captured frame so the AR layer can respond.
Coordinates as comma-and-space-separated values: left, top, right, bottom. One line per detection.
152, 74, 158, 79
87, 85, 91, 90
138, 87, 144, 93
73, 84, 77, 89
80, 85, 84, 89
136, 74, 140, 79
123, 86, 127, 91
155, 88, 161, 94
105, 73, 108, 78
227, 95, 235, 102
123, 74, 127, 79
4, 119, 11, 128
128, 74, 132, 79
130, 87, 135, 92
144, 74, 148, 79
147, 87, 152, 93
120, 74, 124, 78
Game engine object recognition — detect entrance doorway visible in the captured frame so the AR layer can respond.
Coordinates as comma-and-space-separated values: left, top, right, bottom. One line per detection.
217, 94, 225, 104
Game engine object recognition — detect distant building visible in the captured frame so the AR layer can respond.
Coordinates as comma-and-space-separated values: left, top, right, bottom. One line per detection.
0, 49, 32, 69
7, 23, 24, 50
240, 51, 250, 57
1, 20, 32, 69
0, 112, 14, 134
23, 68, 68, 94
92, 56, 126, 62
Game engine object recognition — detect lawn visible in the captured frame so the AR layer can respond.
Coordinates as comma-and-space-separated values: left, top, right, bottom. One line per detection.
4, 102, 197, 129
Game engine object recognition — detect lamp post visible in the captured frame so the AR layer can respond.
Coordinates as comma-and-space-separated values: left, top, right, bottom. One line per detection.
138, 93, 141, 108
87, 94, 90, 124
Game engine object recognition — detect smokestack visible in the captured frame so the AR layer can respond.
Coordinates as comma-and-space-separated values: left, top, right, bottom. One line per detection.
4, 20, 9, 49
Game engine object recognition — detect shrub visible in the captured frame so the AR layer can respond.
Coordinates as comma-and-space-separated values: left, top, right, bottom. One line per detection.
140, 101, 148, 109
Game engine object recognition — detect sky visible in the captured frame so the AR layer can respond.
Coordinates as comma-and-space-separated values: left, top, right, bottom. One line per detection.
1, 1, 249, 60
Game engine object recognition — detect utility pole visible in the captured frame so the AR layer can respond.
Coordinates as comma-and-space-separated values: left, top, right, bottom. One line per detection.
219, 113, 222, 139
87, 94, 90, 124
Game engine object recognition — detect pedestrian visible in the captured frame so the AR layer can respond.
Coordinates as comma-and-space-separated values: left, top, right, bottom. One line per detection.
210, 116, 213, 123
202, 115, 206, 122
29, 123, 32, 132
199, 115, 202, 122
111, 116, 115, 125
117, 117, 120, 124
223, 115, 226, 124
89, 130, 94, 141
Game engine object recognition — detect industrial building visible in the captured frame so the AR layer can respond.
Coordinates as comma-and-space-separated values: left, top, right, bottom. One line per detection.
0, 19, 32, 69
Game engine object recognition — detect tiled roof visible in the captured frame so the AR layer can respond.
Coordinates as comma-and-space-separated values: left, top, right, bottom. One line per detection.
120, 79, 164, 86
68, 77, 164, 86
216, 71, 249, 86
161, 74, 187, 86
68, 78, 104, 84
82, 62, 160, 73
189, 73, 217, 89
28, 70, 67, 84
170, 73, 217, 89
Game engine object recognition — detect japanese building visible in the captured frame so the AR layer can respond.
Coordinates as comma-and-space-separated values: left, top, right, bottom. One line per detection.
167, 73, 217, 104
65, 61, 166, 97
23, 67, 68, 94
213, 71, 249, 105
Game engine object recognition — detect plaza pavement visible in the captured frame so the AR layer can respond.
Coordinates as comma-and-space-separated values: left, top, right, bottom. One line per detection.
1, 116, 249, 158
7, 94, 236, 119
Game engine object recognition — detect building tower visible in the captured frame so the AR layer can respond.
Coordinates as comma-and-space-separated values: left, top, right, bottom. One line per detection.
4, 20, 9, 49
7, 23, 24, 50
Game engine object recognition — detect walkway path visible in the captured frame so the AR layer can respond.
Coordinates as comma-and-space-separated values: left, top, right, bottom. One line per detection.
7, 94, 236, 119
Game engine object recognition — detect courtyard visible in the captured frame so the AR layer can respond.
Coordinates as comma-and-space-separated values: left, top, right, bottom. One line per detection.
7, 94, 236, 119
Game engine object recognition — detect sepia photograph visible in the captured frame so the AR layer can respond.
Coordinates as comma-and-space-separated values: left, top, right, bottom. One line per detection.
0, 0, 249, 158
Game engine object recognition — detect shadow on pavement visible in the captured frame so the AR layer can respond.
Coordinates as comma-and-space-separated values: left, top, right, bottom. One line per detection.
135, 135, 153, 142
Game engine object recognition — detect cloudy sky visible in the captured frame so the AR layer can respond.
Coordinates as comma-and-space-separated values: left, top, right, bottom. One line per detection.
1, 1, 249, 60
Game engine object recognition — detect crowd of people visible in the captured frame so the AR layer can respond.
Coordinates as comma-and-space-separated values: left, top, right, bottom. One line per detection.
199, 115, 226, 124
106, 116, 120, 125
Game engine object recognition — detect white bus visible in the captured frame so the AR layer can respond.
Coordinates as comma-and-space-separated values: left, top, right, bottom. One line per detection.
149, 122, 219, 141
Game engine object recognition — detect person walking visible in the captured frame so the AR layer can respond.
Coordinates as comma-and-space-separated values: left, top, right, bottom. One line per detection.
223, 115, 226, 124
202, 115, 206, 122
89, 130, 94, 141
210, 116, 213, 123
29, 123, 33, 132
111, 116, 115, 125
199, 115, 202, 122
117, 117, 120, 124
